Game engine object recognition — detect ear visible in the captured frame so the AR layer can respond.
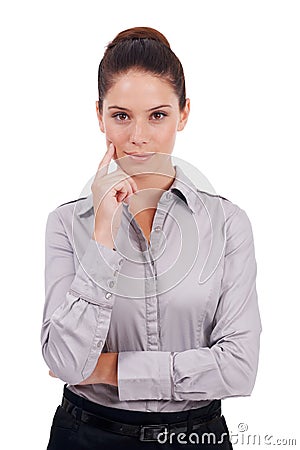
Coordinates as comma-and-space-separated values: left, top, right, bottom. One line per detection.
177, 98, 190, 132
96, 100, 105, 133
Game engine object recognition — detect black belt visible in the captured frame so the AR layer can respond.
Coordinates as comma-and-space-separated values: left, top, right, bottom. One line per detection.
61, 396, 222, 442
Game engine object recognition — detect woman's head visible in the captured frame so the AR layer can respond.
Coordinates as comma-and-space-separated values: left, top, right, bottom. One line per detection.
96, 27, 190, 175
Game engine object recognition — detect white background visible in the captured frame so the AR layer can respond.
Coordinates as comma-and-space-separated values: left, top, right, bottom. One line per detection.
1, 1, 299, 448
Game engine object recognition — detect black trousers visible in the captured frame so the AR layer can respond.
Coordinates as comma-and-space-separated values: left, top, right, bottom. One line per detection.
46, 384, 233, 449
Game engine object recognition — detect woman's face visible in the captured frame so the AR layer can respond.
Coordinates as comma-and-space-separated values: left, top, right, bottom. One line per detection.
96, 69, 190, 176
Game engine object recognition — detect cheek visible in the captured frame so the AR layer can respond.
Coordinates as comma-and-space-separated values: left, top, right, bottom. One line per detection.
157, 124, 178, 145
104, 123, 128, 144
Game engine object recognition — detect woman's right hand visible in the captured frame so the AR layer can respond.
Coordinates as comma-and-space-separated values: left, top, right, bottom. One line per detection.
91, 143, 138, 247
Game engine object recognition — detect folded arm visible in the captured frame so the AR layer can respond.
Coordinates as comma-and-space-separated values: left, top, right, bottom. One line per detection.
49, 352, 118, 386
41, 209, 123, 385
117, 207, 262, 401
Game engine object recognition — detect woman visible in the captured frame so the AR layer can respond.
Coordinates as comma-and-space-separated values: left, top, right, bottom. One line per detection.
42, 27, 262, 449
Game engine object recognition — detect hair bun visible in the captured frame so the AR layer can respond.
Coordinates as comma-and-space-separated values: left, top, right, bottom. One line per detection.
108, 26, 171, 49
98, 26, 186, 113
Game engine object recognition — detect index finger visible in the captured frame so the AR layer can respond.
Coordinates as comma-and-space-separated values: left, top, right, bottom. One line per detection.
97, 143, 116, 175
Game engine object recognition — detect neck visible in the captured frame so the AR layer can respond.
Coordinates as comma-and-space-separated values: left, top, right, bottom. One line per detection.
129, 164, 176, 213
132, 164, 176, 191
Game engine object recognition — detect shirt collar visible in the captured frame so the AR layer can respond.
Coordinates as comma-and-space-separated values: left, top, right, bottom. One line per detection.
77, 164, 199, 217
170, 164, 198, 214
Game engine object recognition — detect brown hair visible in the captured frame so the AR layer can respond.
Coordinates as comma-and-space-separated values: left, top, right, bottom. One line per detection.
97, 26, 186, 112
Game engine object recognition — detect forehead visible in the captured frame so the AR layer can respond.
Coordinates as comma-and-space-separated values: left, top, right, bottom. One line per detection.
104, 70, 178, 107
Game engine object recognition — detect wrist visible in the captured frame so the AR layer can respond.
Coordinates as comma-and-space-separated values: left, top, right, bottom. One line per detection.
107, 353, 118, 386
98, 353, 117, 385
92, 228, 115, 250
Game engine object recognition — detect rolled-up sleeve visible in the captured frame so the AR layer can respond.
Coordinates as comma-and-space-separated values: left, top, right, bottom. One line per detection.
40, 209, 123, 385
117, 206, 262, 401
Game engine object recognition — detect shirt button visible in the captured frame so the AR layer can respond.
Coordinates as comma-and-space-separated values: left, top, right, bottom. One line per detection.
113, 269, 119, 276
97, 340, 103, 348
118, 258, 124, 266
166, 192, 172, 200
108, 280, 115, 288
105, 292, 112, 299
154, 226, 161, 232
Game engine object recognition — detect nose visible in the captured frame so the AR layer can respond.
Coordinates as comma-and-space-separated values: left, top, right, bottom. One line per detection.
129, 120, 150, 146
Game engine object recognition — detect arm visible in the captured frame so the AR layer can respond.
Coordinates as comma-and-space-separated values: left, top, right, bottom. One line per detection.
117, 206, 262, 401
41, 209, 123, 385
49, 352, 118, 386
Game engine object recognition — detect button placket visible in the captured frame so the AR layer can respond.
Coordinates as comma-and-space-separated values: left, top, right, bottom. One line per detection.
105, 258, 123, 298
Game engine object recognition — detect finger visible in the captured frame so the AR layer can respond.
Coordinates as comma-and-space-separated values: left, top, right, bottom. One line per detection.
127, 176, 138, 193
116, 191, 128, 203
97, 143, 115, 175
113, 166, 138, 193
49, 370, 57, 378
113, 179, 134, 203
121, 179, 136, 203
113, 179, 133, 197
92, 176, 131, 210
114, 180, 132, 202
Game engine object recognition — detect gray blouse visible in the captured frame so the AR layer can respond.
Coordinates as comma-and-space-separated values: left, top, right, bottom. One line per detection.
41, 164, 262, 412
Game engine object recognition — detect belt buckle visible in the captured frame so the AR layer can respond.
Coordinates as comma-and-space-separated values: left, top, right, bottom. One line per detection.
139, 424, 169, 442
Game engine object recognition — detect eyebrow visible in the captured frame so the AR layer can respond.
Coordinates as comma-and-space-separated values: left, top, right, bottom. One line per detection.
108, 104, 173, 112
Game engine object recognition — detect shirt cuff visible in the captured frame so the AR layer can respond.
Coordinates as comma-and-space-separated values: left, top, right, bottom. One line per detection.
69, 237, 124, 305
117, 351, 173, 401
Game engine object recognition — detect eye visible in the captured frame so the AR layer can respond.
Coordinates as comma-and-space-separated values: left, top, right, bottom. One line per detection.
151, 111, 167, 120
112, 112, 129, 121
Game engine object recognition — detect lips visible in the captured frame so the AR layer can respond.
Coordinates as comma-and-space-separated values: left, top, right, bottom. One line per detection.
124, 152, 155, 161
124, 152, 155, 156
